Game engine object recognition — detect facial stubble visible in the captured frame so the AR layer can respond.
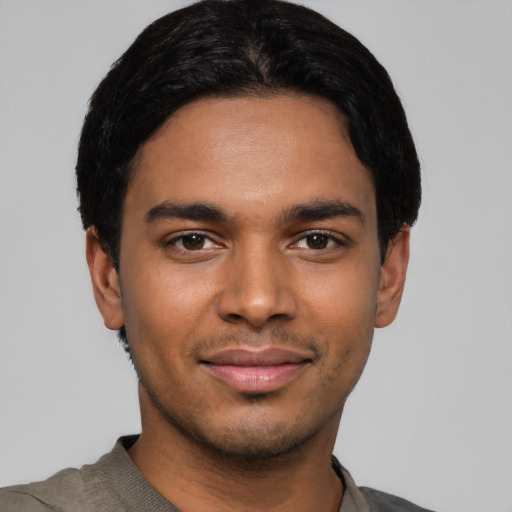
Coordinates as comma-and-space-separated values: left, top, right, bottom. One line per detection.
131, 327, 360, 464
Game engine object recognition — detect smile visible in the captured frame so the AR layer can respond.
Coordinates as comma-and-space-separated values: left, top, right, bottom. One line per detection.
200, 347, 312, 394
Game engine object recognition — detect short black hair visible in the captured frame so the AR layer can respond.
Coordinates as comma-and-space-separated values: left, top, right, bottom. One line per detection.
76, 0, 421, 348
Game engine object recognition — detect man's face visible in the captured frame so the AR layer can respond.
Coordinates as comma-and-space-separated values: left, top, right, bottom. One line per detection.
96, 94, 405, 458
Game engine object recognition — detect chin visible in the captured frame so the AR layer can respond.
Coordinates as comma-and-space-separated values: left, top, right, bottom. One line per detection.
173, 407, 329, 464
216, 426, 314, 459
141, 372, 341, 463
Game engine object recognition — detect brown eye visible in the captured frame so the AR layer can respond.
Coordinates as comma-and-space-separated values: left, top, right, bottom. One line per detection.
166, 232, 222, 255
180, 234, 206, 250
293, 232, 346, 251
305, 234, 329, 249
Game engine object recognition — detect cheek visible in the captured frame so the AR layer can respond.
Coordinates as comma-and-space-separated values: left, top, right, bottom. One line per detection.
123, 249, 213, 315
301, 262, 380, 333
119, 258, 214, 360
300, 262, 379, 380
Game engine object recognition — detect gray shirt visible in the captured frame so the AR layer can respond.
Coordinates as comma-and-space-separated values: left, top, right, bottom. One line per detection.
0, 436, 434, 511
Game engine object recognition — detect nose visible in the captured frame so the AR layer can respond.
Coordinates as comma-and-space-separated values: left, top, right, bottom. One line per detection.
216, 244, 297, 328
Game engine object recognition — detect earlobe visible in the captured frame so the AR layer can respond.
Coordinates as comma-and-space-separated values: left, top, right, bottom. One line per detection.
86, 228, 125, 330
375, 226, 410, 328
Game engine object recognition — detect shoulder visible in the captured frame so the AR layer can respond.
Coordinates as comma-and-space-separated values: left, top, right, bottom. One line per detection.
359, 486, 436, 512
0, 438, 130, 512
0, 467, 85, 511
333, 457, 435, 512
0, 437, 140, 512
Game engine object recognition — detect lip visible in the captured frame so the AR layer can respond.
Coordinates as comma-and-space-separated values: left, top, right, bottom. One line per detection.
200, 347, 313, 394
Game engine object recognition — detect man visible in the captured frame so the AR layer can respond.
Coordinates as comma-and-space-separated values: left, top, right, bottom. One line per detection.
0, 0, 431, 510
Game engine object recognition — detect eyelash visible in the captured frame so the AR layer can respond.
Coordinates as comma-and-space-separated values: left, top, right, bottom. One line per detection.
165, 231, 220, 252
292, 231, 348, 251
165, 230, 347, 253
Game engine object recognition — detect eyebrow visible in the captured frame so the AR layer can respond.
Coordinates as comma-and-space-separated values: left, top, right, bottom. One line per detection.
144, 199, 365, 225
145, 201, 228, 224
279, 200, 365, 224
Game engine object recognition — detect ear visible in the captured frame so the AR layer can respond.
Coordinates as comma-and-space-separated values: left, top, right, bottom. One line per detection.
375, 226, 410, 328
86, 227, 125, 330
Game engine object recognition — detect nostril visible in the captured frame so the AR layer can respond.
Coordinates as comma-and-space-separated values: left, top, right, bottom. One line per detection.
216, 272, 298, 327
223, 311, 292, 327
226, 313, 244, 322
269, 313, 289, 321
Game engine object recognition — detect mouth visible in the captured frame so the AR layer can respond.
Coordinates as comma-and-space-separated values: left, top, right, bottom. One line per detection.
199, 347, 313, 394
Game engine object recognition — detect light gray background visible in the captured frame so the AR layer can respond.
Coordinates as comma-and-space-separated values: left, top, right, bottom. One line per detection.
1, 1, 511, 511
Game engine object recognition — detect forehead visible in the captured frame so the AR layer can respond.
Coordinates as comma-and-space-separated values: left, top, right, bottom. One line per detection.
126, 93, 376, 226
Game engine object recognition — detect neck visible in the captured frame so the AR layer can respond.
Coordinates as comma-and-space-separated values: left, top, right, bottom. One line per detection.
129, 386, 344, 512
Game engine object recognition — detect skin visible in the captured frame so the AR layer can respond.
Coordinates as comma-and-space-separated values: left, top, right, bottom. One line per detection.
87, 94, 409, 512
